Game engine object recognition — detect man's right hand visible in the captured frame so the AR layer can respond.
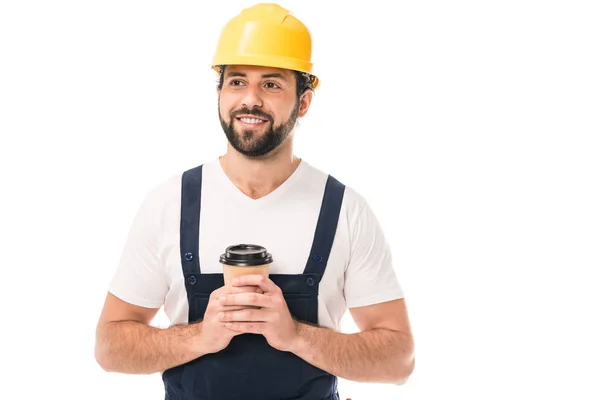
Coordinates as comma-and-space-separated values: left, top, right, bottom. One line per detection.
197, 284, 262, 355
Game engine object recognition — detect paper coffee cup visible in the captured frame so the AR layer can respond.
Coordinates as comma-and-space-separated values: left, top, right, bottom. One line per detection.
219, 244, 273, 286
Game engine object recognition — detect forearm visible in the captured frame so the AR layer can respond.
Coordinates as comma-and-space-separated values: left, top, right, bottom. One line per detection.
291, 323, 414, 384
95, 320, 206, 374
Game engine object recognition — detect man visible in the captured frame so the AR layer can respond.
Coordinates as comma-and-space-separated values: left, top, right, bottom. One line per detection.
95, 3, 415, 399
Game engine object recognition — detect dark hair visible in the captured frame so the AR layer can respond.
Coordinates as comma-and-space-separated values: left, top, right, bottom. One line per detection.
215, 65, 314, 99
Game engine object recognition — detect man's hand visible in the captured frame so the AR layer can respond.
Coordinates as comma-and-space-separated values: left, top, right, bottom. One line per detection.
218, 275, 299, 352
198, 284, 264, 355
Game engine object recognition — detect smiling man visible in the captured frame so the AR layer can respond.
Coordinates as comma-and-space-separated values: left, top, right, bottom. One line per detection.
218, 66, 304, 160
95, 3, 415, 400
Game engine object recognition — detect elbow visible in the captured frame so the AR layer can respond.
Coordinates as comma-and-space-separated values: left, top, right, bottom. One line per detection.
393, 354, 415, 386
95, 344, 111, 372
94, 335, 116, 372
391, 332, 415, 386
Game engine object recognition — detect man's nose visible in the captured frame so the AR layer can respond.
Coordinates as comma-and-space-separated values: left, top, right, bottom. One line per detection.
241, 85, 264, 109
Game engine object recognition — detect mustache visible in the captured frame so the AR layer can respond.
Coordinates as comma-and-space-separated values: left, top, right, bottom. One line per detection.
231, 108, 273, 122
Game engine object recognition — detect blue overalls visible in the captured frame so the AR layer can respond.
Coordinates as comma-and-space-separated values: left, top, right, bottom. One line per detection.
162, 164, 345, 400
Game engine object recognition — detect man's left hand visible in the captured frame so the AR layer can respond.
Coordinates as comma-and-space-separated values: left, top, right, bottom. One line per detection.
218, 275, 299, 352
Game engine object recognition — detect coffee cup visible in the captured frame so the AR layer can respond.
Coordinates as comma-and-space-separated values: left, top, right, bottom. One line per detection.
220, 244, 273, 286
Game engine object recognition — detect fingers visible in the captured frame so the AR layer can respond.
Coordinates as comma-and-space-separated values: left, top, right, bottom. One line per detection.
219, 292, 274, 308
232, 275, 280, 294
219, 308, 273, 323
224, 322, 264, 334
211, 285, 263, 301
219, 305, 253, 312
228, 285, 264, 295
208, 301, 261, 315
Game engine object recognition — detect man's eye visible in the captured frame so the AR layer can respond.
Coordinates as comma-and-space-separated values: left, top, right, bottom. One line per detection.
265, 82, 280, 89
230, 80, 245, 86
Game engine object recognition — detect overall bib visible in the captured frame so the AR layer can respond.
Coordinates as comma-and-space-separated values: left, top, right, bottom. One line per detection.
162, 165, 345, 400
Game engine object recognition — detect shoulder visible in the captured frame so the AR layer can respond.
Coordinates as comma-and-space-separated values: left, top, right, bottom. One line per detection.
301, 160, 369, 220
142, 158, 219, 210
144, 171, 182, 209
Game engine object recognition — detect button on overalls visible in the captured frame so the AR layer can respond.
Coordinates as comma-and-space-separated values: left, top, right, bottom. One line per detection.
162, 165, 345, 400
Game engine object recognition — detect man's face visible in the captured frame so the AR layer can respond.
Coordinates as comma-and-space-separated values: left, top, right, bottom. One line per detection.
218, 65, 302, 158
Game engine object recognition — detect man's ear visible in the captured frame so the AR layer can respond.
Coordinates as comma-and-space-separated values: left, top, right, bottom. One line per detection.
298, 90, 314, 118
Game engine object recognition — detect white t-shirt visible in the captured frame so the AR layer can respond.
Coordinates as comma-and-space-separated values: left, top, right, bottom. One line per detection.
108, 158, 404, 332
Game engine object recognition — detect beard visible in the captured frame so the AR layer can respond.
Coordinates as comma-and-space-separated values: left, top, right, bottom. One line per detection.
219, 101, 300, 158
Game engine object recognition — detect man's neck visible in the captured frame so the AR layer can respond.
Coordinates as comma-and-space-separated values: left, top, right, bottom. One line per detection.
219, 145, 301, 200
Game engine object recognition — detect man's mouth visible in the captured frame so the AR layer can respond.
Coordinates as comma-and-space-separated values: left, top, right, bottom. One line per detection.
235, 115, 269, 127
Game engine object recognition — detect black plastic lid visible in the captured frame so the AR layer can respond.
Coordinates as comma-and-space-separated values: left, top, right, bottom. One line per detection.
219, 244, 273, 267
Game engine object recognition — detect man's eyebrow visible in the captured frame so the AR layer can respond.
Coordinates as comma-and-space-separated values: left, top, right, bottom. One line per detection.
225, 71, 246, 78
261, 73, 288, 81
224, 71, 289, 81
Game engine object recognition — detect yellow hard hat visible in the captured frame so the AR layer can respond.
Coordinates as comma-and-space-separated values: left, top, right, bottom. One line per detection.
212, 3, 319, 89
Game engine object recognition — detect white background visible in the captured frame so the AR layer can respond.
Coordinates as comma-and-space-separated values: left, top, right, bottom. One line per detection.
1, 0, 599, 399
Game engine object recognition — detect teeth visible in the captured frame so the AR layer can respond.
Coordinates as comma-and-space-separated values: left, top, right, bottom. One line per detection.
240, 117, 264, 124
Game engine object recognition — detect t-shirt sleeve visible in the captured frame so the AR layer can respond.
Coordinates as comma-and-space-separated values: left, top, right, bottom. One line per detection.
344, 200, 404, 308
107, 186, 169, 309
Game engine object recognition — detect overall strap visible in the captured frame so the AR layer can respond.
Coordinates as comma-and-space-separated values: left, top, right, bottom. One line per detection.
180, 165, 203, 275
303, 175, 346, 278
